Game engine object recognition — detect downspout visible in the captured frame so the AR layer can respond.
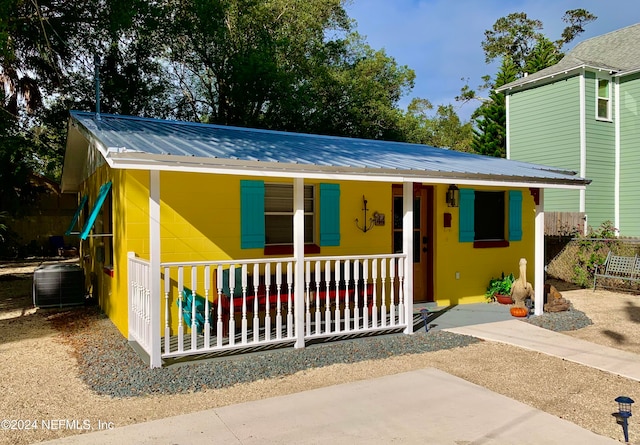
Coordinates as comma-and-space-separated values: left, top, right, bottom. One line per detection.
614, 76, 621, 236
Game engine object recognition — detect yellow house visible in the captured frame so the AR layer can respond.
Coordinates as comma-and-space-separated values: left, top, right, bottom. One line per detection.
61, 111, 588, 367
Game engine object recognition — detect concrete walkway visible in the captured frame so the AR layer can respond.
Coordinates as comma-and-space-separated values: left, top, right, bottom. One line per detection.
446, 319, 640, 382
41, 315, 639, 445
41, 367, 617, 445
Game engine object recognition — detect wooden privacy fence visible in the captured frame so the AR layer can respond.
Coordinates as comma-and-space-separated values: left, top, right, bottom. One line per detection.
544, 212, 586, 236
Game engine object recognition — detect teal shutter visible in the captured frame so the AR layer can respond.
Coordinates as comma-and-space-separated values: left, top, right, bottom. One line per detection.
459, 189, 475, 242
65, 195, 88, 236
80, 182, 112, 240
319, 183, 340, 246
509, 190, 523, 241
240, 180, 265, 249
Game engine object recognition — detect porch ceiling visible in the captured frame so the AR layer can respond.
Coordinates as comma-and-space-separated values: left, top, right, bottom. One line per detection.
64, 111, 590, 190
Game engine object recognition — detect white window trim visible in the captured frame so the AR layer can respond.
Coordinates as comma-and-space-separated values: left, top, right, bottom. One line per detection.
595, 75, 612, 122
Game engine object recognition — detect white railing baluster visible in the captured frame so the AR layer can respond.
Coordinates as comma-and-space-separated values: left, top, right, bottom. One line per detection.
164, 267, 170, 354
191, 266, 198, 351
228, 265, 236, 346
305, 261, 311, 337
177, 267, 184, 352
389, 258, 396, 326
334, 260, 341, 333
344, 260, 351, 332
314, 261, 321, 335
363, 259, 370, 329
381, 258, 387, 327
204, 265, 211, 349
241, 264, 248, 344
287, 262, 293, 338
276, 262, 283, 339
353, 260, 360, 331
216, 265, 223, 347
253, 263, 260, 343
324, 261, 332, 334
153, 253, 408, 361
398, 258, 405, 324
264, 263, 272, 341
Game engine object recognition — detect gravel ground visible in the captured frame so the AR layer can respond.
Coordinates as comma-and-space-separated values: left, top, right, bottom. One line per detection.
523, 305, 593, 331
1, 261, 639, 445
58, 307, 482, 398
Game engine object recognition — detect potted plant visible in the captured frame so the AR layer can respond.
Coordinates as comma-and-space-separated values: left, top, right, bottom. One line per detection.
485, 273, 514, 304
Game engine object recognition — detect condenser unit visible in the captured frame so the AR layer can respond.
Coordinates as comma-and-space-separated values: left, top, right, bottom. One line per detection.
33, 263, 85, 308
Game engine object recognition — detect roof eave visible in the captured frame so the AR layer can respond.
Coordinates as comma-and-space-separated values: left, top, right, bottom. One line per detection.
106, 152, 589, 190
497, 64, 619, 93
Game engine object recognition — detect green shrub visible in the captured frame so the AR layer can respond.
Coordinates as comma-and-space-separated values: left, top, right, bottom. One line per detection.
485, 273, 514, 302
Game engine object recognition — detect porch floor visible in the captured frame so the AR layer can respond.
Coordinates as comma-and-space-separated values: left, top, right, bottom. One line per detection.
415, 302, 513, 332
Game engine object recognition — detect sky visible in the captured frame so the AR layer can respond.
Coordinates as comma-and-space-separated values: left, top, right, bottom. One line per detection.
345, 0, 639, 121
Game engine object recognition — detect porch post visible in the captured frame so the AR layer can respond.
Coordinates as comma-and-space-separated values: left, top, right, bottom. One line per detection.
293, 177, 305, 348
534, 189, 544, 316
149, 170, 162, 367
403, 181, 414, 334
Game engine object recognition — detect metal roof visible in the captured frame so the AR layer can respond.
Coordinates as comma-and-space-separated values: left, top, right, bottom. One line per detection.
62, 111, 589, 191
498, 23, 640, 92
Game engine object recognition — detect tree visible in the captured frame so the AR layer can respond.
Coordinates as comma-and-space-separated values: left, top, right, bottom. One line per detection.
162, 1, 415, 139
472, 9, 597, 157
400, 99, 473, 151
482, 9, 597, 74
471, 57, 517, 157
523, 36, 563, 75
482, 12, 543, 73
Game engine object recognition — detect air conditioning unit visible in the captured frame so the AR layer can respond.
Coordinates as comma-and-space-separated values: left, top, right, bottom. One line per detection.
33, 263, 85, 308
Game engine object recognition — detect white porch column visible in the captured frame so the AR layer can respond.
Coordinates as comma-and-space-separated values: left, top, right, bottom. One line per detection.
403, 181, 414, 334
149, 170, 162, 367
534, 189, 544, 316
293, 178, 305, 348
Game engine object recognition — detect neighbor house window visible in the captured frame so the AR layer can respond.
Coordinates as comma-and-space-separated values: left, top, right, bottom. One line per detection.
264, 183, 314, 245
597, 78, 611, 120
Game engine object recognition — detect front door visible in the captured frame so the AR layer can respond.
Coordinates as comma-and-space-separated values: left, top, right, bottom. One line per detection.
392, 185, 433, 303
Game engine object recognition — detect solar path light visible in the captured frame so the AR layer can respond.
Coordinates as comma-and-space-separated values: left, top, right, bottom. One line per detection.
615, 396, 634, 443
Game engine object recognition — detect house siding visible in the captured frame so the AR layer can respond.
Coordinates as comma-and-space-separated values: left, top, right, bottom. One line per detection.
434, 185, 535, 306
508, 76, 581, 212
584, 71, 615, 231
619, 72, 640, 236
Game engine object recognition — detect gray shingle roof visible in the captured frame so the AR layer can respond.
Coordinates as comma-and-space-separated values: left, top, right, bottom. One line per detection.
64, 111, 588, 189
498, 23, 640, 91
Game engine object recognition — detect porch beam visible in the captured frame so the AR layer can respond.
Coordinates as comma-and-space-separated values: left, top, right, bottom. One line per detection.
149, 170, 162, 367
534, 189, 544, 316
403, 181, 414, 334
293, 178, 305, 349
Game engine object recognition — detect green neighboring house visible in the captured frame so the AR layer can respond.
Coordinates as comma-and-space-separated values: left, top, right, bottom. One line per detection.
498, 23, 640, 237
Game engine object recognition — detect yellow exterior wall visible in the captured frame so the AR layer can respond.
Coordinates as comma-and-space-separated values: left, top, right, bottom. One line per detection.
85, 167, 536, 338
431, 184, 536, 306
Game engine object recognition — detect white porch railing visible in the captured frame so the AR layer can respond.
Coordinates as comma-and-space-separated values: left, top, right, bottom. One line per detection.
127, 253, 153, 355
129, 253, 408, 365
